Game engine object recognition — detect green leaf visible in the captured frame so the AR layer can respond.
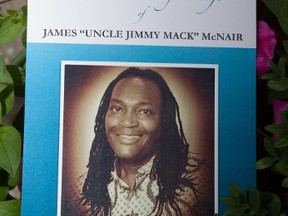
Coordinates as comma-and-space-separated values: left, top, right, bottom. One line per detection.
261, 192, 281, 216
262, 0, 288, 18
0, 56, 14, 117
0, 187, 8, 201
0, 126, 21, 177
0, 9, 25, 45
7, 10, 18, 16
6, 65, 25, 97
11, 48, 26, 67
0, 200, 21, 216
261, 72, 279, 80
223, 206, 248, 216
20, 5, 27, 27
221, 197, 238, 207
6, 65, 25, 87
262, 0, 287, 16
275, 132, 288, 148
0, 89, 14, 118
270, 61, 279, 74
0, 56, 13, 90
264, 138, 278, 157
255, 156, 279, 170
268, 79, 288, 91
21, 28, 26, 47
275, 158, 288, 176
278, 57, 288, 77
8, 168, 19, 188
268, 200, 282, 216
263, 0, 288, 35
281, 177, 288, 188
279, 17, 288, 36
248, 188, 261, 211
21, 5, 27, 17
265, 124, 286, 134
229, 184, 246, 204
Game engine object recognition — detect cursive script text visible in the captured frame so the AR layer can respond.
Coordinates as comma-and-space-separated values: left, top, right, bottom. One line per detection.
134, 0, 221, 23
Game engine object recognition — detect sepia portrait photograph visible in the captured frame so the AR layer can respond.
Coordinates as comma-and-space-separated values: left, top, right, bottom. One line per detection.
58, 63, 217, 216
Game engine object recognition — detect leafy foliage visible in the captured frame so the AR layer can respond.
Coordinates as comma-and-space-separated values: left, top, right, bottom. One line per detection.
262, 58, 288, 94
257, 0, 288, 177
222, 184, 282, 216
0, 3, 26, 216
0, 5, 26, 45
262, 0, 288, 35
222, 0, 288, 215
0, 200, 21, 216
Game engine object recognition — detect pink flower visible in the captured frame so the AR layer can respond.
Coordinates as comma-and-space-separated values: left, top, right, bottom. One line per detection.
257, 21, 277, 77
273, 99, 288, 124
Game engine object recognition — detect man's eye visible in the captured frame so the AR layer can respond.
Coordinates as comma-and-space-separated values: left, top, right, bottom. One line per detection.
110, 106, 123, 112
138, 109, 152, 116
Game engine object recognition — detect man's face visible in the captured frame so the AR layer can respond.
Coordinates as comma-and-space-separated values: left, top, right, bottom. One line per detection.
105, 77, 162, 165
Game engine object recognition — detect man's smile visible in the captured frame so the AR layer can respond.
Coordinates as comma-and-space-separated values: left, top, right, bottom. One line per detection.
118, 134, 142, 140
112, 131, 144, 141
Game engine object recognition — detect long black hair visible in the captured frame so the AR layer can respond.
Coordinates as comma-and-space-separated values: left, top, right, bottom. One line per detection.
79, 67, 198, 215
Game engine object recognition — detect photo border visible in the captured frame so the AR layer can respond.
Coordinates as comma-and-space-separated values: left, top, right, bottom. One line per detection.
57, 61, 219, 215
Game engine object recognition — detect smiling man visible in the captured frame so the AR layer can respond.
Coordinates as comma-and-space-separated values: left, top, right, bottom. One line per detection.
76, 67, 212, 216
105, 76, 162, 176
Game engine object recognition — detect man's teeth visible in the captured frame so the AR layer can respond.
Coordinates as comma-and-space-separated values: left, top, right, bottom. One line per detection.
119, 134, 141, 139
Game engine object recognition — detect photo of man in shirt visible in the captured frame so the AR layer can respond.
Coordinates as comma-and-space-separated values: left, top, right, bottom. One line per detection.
59, 65, 215, 216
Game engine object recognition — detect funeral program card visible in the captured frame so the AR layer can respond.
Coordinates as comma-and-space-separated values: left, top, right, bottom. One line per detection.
22, 0, 256, 215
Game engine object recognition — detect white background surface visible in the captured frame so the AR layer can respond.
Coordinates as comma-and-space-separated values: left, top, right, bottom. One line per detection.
27, 0, 256, 48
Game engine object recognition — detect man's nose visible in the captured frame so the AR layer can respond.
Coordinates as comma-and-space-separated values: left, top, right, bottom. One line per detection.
119, 111, 139, 127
